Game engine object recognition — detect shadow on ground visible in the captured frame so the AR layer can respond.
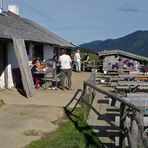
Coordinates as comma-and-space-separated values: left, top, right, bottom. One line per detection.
64, 107, 105, 148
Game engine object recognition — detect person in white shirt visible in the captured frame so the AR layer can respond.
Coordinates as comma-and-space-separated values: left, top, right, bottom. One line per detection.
59, 49, 72, 90
74, 50, 81, 72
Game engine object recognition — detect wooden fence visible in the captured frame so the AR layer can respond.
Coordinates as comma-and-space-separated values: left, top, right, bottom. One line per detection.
81, 70, 148, 148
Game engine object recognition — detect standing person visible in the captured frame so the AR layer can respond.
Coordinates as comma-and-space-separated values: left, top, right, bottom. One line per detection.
82, 53, 89, 63
81, 53, 90, 71
116, 58, 124, 74
74, 49, 81, 72
59, 49, 72, 90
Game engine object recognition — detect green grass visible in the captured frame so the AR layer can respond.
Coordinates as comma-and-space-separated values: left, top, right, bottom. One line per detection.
0, 99, 5, 108
26, 107, 104, 148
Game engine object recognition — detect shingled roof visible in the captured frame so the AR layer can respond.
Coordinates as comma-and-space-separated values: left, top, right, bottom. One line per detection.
0, 12, 75, 47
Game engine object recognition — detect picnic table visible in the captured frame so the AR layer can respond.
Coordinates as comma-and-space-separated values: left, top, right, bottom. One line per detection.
110, 91, 148, 114
116, 80, 148, 93
118, 74, 148, 81
121, 93, 148, 115
134, 76, 148, 81
106, 69, 130, 76
97, 73, 134, 83
34, 68, 59, 89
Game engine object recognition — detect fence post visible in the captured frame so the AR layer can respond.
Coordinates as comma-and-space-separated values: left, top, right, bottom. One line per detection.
88, 86, 93, 105
91, 68, 97, 96
119, 103, 127, 148
130, 116, 138, 148
91, 68, 97, 85
83, 83, 87, 122
135, 110, 148, 147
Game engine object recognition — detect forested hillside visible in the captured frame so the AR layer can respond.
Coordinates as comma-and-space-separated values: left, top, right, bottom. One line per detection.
80, 30, 148, 57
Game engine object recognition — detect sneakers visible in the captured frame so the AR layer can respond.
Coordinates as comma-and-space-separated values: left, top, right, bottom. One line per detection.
48, 86, 57, 90
52, 87, 57, 90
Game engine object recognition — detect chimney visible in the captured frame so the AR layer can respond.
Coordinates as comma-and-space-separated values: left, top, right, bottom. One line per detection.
0, 0, 3, 13
8, 4, 19, 15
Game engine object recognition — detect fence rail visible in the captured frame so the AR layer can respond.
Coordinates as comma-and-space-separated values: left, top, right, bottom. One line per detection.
82, 79, 148, 148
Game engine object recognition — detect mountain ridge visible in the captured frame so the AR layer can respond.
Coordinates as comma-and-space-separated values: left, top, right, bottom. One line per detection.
79, 30, 148, 57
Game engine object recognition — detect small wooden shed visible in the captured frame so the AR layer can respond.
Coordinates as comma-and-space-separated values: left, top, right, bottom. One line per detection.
98, 49, 148, 71
0, 10, 75, 97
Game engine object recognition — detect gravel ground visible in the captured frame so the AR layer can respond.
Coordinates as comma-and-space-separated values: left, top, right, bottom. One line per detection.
0, 72, 90, 148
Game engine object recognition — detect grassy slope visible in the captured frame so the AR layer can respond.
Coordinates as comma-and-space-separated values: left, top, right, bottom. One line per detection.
26, 107, 104, 148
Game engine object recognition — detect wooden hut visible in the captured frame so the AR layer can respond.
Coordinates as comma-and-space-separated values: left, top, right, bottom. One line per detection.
0, 9, 75, 97
98, 49, 148, 72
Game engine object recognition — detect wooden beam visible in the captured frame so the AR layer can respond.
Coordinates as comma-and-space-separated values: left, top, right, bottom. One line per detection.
135, 112, 148, 147
130, 118, 138, 147
119, 103, 127, 148
13, 38, 35, 98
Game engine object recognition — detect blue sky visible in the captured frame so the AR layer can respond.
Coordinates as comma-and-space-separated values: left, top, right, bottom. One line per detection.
3, 0, 148, 45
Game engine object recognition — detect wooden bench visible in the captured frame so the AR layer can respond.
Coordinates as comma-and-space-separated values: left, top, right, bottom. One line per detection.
116, 81, 148, 93
118, 81, 148, 86
134, 76, 148, 81
107, 70, 130, 76
121, 96, 148, 116
126, 92, 148, 97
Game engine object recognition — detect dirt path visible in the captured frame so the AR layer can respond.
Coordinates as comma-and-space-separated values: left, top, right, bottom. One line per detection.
0, 72, 90, 148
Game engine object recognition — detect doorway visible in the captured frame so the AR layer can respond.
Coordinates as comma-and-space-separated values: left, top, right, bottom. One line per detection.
34, 45, 43, 60
0, 41, 7, 88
